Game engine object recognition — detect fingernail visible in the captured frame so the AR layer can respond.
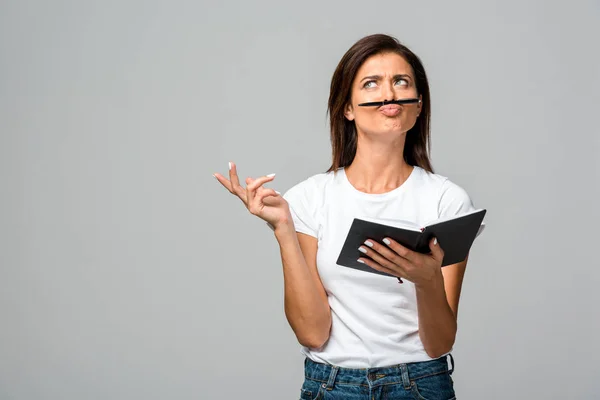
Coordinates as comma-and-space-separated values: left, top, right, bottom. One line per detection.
383, 238, 391, 245
434, 238, 437, 245
267, 173, 276, 178
364, 240, 373, 247
358, 247, 367, 254
357, 259, 365, 264
213, 174, 217, 179
228, 162, 232, 170
275, 191, 281, 195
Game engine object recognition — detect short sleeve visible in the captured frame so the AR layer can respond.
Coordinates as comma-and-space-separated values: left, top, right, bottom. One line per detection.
438, 179, 475, 218
438, 178, 485, 237
281, 179, 320, 238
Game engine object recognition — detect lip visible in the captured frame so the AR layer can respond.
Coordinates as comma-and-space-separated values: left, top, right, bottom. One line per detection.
379, 104, 401, 111
379, 104, 401, 116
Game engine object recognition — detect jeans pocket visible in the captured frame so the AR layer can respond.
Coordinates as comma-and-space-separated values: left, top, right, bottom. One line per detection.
299, 387, 313, 400
410, 371, 456, 400
299, 378, 325, 400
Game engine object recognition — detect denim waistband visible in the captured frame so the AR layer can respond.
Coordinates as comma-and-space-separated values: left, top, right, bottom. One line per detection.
304, 354, 454, 391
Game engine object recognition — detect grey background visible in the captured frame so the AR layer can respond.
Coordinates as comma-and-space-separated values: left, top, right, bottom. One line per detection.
1, 1, 599, 399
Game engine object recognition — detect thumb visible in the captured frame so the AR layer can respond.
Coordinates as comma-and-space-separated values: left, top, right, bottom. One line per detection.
429, 237, 444, 260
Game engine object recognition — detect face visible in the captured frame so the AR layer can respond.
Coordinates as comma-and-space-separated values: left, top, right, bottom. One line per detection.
344, 52, 422, 137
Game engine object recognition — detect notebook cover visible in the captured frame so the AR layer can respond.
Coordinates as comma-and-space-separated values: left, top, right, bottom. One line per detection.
336, 209, 486, 277
418, 209, 486, 267
335, 219, 422, 277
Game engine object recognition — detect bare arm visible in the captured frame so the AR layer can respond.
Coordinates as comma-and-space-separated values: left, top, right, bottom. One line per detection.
214, 162, 331, 349
275, 221, 331, 349
415, 256, 468, 358
355, 237, 469, 359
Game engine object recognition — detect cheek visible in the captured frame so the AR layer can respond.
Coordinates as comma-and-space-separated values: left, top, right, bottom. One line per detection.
355, 109, 418, 123
353, 110, 378, 127
357, 112, 419, 133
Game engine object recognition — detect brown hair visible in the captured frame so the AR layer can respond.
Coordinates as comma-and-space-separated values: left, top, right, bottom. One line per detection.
326, 34, 434, 173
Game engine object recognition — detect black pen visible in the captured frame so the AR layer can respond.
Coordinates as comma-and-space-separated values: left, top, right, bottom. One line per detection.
358, 98, 420, 107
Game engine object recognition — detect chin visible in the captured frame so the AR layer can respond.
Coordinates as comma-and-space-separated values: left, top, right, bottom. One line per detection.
356, 120, 412, 137
380, 120, 409, 133
360, 127, 407, 137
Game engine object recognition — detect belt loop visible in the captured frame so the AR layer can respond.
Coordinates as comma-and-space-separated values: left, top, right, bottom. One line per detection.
325, 365, 339, 390
399, 363, 411, 390
447, 353, 455, 375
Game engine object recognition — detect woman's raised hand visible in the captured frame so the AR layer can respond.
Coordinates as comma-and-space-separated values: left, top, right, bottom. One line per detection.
214, 162, 291, 230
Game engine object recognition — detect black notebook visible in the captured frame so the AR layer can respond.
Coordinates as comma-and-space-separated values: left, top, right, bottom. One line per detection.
336, 209, 486, 277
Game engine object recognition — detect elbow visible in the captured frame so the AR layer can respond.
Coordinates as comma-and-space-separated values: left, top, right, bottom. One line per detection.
298, 331, 330, 349
287, 306, 332, 349
425, 347, 450, 359
297, 321, 331, 349
424, 337, 456, 359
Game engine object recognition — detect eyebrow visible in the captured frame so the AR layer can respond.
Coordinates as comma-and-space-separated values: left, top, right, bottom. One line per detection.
360, 74, 412, 82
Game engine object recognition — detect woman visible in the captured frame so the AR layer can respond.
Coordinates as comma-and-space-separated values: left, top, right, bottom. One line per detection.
214, 34, 481, 399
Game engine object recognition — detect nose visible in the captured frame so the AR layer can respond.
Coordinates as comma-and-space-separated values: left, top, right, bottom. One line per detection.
382, 79, 394, 100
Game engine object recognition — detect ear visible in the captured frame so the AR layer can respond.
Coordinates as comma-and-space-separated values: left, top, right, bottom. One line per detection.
417, 94, 423, 114
344, 102, 355, 121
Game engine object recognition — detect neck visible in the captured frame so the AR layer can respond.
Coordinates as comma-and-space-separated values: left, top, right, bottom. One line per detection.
344, 133, 413, 194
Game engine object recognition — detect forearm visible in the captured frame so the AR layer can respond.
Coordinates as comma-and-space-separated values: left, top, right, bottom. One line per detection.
415, 271, 457, 358
275, 223, 331, 348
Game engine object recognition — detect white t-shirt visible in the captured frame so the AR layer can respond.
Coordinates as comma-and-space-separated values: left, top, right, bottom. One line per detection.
282, 165, 479, 368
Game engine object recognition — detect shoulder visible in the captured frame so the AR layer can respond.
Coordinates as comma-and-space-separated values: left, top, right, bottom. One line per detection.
281, 170, 337, 237
283, 170, 336, 201
413, 167, 476, 218
412, 167, 446, 188
413, 167, 470, 198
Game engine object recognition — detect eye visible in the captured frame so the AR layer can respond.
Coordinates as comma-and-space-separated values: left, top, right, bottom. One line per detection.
395, 78, 409, 86
363, 80, 377, 88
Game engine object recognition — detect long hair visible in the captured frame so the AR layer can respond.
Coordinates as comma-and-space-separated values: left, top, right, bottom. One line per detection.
326, 34, 433, 173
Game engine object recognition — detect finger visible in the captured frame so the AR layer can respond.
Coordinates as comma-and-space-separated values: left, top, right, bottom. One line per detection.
358, 243, 408, 276
261, 188, 282, 207
214, 172, 248, 202
246, 173, 276, 206
252, 188, 281, 213
358, 257, 405, 280
364, 238, 413, 268
247, 173, 276, 191
248, 187, 279, 216
428, 237, 444, 261
256, 188, 280, 202
256, 185, 281, 196
228, 162, 247, 199
213, 173, 232, 191
380, 237, 416, 263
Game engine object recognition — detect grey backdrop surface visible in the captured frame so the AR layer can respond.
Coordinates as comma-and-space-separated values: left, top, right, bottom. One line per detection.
1, 1, 599, 399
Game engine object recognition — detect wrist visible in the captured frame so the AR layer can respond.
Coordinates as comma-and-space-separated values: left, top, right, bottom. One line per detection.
415, 269, 445, 293
273, 219, 296, 241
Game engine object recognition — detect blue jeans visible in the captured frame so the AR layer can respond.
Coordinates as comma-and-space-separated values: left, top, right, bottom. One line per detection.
300, 354, 456, 400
